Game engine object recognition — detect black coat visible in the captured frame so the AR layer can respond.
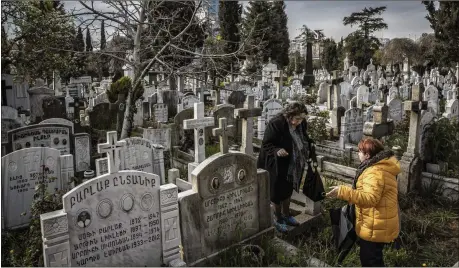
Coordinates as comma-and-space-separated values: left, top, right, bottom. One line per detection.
257, 114, 309, 184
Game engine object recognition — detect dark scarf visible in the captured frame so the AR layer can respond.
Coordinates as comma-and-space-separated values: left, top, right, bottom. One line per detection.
352, 150, 394, 189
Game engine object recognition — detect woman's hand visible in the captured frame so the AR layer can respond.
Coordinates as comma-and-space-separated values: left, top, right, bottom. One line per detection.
276, 148, 289, 157
326, 186, 340, 198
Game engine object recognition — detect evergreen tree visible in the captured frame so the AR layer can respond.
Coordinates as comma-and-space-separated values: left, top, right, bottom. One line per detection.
270, 1, 289, 69
321, 38, 339, 72
100, 20, 106, 50
423, 1, 459, 66
85, 29, 93, 51
242, 1, 272, 75
218, 1, 242, 77
342, 6, 388, 68
75, 27, 84, 52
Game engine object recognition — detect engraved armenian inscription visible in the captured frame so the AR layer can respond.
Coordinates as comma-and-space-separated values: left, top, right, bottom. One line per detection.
63, 171, 163, 267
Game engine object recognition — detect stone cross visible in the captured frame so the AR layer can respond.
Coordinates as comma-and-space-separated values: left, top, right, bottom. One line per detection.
398, 83, 428, 194
212, 117, 234, 154
97, 131, 126, 174
183, 102, 215, 163
209, 90, 220, 107
235, 95, 262, 155
403, 84, 428, 156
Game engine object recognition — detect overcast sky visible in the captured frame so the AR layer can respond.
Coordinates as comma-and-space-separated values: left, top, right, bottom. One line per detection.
281, 1, 433, 41
61, 1, 434, 43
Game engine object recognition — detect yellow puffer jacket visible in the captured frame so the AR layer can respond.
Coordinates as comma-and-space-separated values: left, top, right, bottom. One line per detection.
337, 156, 401, 243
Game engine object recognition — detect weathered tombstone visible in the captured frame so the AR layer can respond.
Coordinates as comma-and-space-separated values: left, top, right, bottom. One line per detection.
2, 148, 74, 229
74, 133, 91, 173
152, 103, 169, 123
40, 118, 74, 134
40, 142, 183, 266
172, 108, 194, 154
27, 81, 55, 123
423, 84, 439, 115
6, 124, 73, 155
143, 128, 172, 151
42, 96, 67, 120
317, 82, 328, 103
257, 99, 282, 139
356, 85, 370, 108
443, 91, 459, 120
122, 137, 166, 184
227, 91, 246, 109
388, 98, 404, 124
365, 105, 374, 122
339, 105, 364, 148
181, 94, 199, 111
213, 104, 236, 138
212, 118, 235, 154
177, 150, 271, 265
418, 110, 435, 159
95, 157, 108, 176
162, 90, 180, 118
235, 95, 262, 155
88, 103, 118, 130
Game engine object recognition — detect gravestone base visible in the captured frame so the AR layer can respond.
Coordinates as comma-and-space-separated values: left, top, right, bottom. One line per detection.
398, 152, 422, 194
189, 227, 275, 267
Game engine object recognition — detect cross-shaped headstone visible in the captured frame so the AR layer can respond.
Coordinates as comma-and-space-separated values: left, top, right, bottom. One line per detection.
403, 84, 428, 156
212, 117, 234, 154
183, 102, 215, 163
234, 95, 262, 155
97, 131, 126, 174
209, 90, 220, 107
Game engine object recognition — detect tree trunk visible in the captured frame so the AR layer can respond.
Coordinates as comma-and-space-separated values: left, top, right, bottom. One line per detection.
120, 91, 133, 139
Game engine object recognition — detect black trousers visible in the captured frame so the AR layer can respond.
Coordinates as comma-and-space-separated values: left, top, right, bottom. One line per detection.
359, 238, 386, 267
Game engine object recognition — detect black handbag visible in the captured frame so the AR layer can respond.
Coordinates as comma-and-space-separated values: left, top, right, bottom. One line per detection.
301, 142, 326, 202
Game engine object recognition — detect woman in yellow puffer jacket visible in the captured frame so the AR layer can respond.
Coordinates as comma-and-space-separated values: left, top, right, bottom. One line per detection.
327, 138, 401, 267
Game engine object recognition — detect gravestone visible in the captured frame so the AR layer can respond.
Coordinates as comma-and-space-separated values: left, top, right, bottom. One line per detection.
172, 108, 194, 154
317, 82, 328, 103
356, 85, 370, 108
339, 106, 364, 148
143, 128, 171, 151
95, 157, 108, 176
418, 110, 435, 160
183, 103, 215, 177
235, 95, 262, 155
40, 118, 74, 134
423, 85, 439, 115
365, 105, 374, 122
89, 103, 118, 130
2, 106, 19, 121
6, 124, 73, 155
227, 91, 246, 109
162, 90, 180, 118
177, 151, 271, 265
387, 86, 399, 103
122, 137, 166, 184
181, 94, 199, 111
152, 104, 168, 123
257, 99, 283, 139
213, 104, 236, 138
27, 81, 54, 123
388, 98, 404, 124
40, 145, 183, 266
42, 96, 67, 121
212, 118, 235, 154
443, 91, 459, 120
74, 133, 91, 173
2, 148, 74, 229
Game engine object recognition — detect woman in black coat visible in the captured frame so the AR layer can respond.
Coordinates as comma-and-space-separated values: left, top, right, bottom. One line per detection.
257, 102, 312, 233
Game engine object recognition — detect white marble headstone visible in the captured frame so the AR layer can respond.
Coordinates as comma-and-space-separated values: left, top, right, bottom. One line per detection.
2, 148, 73, 229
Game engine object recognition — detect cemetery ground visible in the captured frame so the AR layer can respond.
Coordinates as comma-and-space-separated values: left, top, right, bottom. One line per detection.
3, 177, 458, 267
